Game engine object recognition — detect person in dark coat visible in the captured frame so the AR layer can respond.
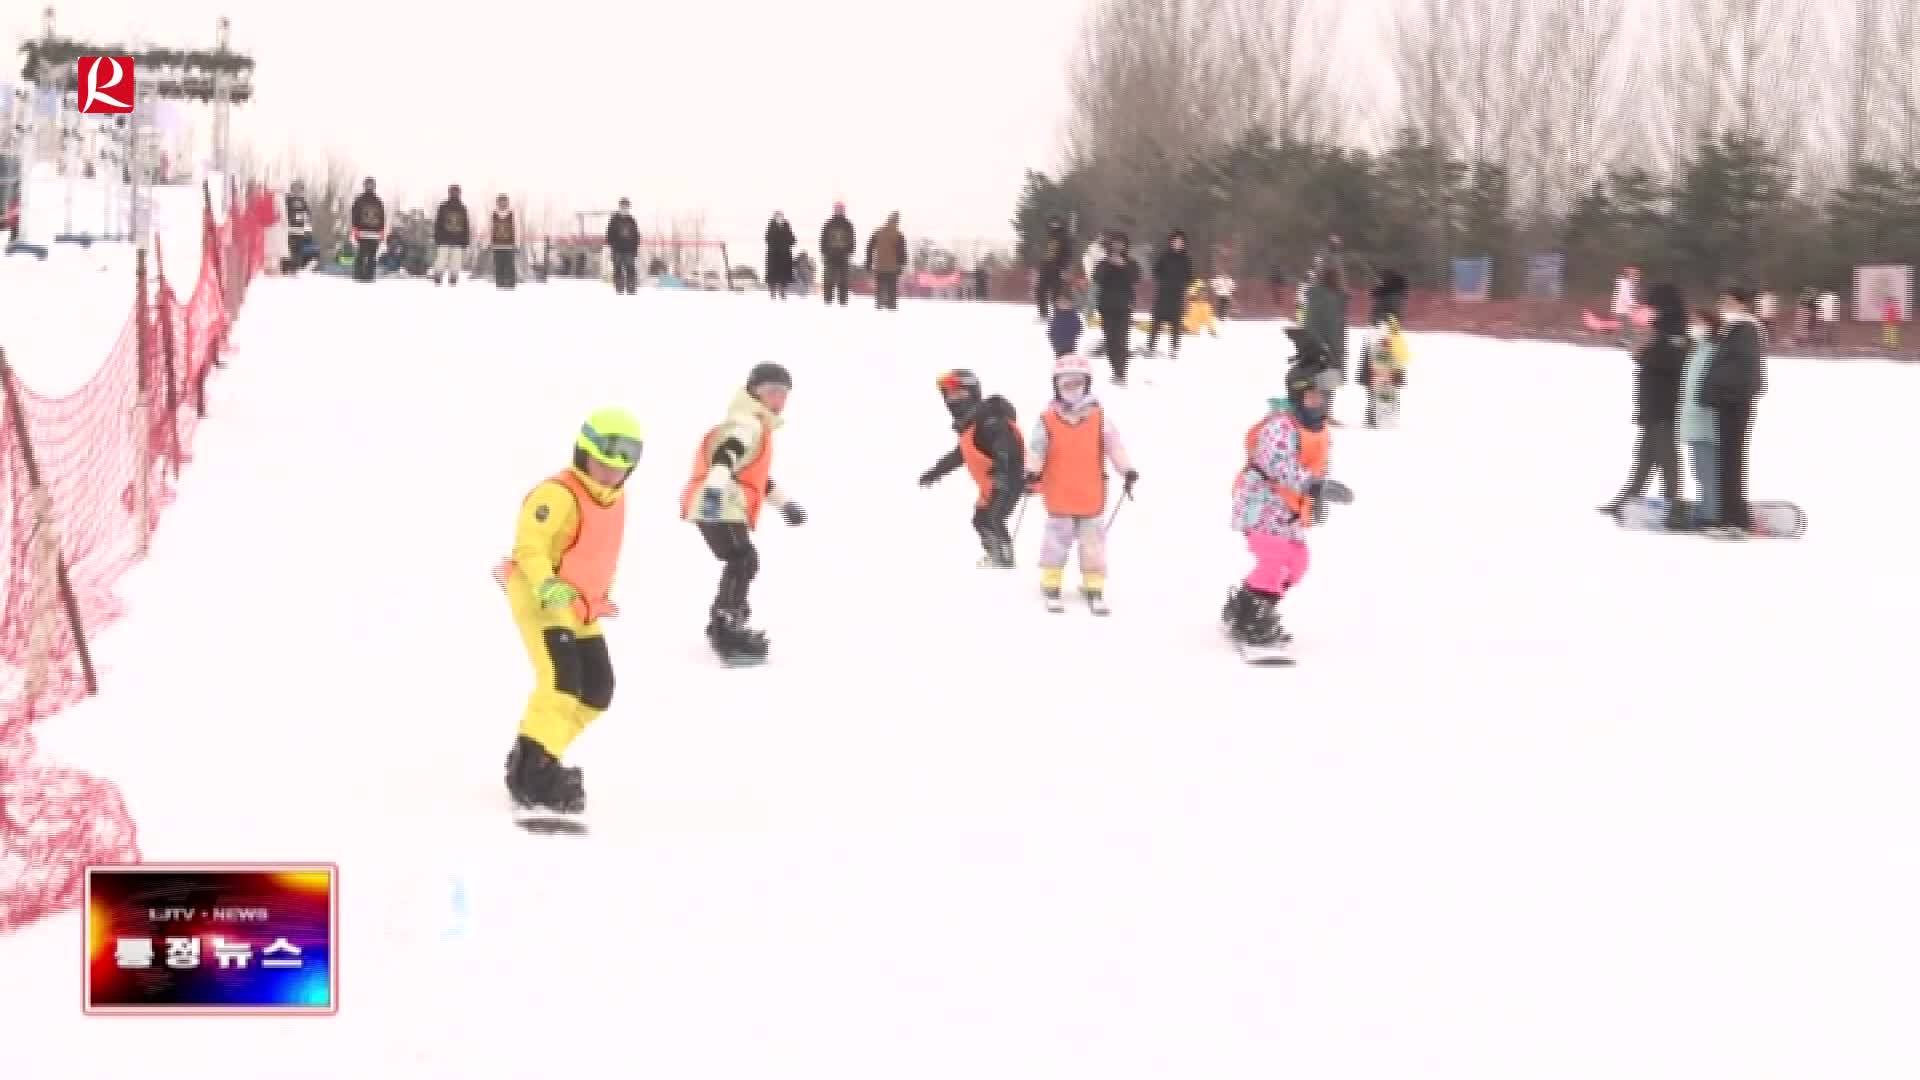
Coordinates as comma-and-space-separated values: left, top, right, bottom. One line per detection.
763, 211, 795, 300
1602, 281, 1690, 528
818, 202, 856, 306
348, 178, 386, 283
431, 184, 471, 286
1146, 230, 1193, 358
605, 197, 640, 294
1699, 286, 1767, 536
1034, 216, 1072, 319
1091, 233, 1142, 385
1301, 262, 1349, 418
283, 180, 316, 272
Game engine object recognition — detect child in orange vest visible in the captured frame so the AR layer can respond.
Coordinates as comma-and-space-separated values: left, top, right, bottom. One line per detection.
1025, 352, 1137, 614
681, 362, 807, 665
918, 369, 1025, 567
1222, 337, 1353, 661
495, 406, 643, 826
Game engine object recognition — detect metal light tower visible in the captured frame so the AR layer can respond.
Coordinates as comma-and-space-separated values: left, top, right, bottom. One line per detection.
211, 17, 231, 177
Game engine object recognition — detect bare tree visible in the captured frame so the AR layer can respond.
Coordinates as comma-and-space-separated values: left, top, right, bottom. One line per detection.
1062, 0, 1267, 235
1635, 0, 1825, 178
1233, 0, 1344, 146
289, 153, 357, 257
1526, 0, 1636, 215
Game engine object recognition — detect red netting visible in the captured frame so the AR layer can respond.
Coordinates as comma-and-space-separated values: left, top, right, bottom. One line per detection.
0, 180, 278, 935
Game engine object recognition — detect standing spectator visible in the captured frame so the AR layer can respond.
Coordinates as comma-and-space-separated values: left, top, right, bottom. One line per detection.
1145, 230, 1193, 358
1678, 306, 1722, 529
866, 211, 907, 310
1034, 215, 1072, 320
1611, 266, 1640, 347
1816, 288, 1840, 346
793, 250, 815, 296
1048, 289, 1083, 357
605, 197, 640, 294
430, 184, 470, 286
283, 180, 316, 273
1756, 289, 1777, 341
348, 177, 386, 283
1600, 282, 1689, 529
1209, 270, 1235, 323
1882, 294, 1901, 350
819, 202, 856, 306
1793, 287, 1815, 346
764, 210, 796, 300
1700, 286, 1766, 537
490, 194, 518, 290
1092, 233, 1141, 385
1301, 262, 1350, 421
972, 262, 991, 302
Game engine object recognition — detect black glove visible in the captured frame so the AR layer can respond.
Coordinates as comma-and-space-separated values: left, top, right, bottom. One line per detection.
780, 501, 807, 526
1320, 478, 1354, 504
917, 467, 939, 487
1122, 469, 1139, 497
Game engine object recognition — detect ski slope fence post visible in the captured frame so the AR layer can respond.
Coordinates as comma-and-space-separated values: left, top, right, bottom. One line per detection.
0, 350, 99, 703
153, 238, 183, 473
131, 250, 154, 558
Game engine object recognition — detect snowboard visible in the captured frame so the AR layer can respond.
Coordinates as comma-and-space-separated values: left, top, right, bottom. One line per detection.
1615, 496, 1806, 539
512, 807, 589, 836
1236, 643, 1296, 665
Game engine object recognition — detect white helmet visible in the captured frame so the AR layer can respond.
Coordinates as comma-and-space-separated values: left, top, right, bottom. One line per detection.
1052, 352, 1093, 400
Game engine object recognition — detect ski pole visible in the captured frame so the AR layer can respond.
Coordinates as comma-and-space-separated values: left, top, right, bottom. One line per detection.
1010, 491, 1033, 541
1106, 489, 1133, 531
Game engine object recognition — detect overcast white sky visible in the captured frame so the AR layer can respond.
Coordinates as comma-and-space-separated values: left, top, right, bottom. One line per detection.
6, 0, 1091, 254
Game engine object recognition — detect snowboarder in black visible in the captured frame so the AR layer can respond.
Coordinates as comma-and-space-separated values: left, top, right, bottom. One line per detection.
918, 370, 1025, 568
283, 180, 315, 273
1034, 216, 1072, 320
1700, 286, 1767, 537
1092, 234, 1141, 384
819, 203, 856, 305
1145, 230, 1193, 358
1601, 281, 1689, 529
489, 195, 518, 289
606, 198, 640, 294
431, 185, 470, 286
348, 178, 386, 283
764, 211, 795, 300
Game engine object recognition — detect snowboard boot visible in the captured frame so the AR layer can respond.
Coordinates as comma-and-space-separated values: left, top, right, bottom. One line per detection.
706, 607, 770, 664
1233, 590, 1290, 657
1224, 585, 1290, 646
977, 536, 1016, 569
505, 734, 585, 816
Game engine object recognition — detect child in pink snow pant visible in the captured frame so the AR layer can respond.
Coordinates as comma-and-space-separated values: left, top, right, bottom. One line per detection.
1245, 531, 1308, 594
1039, 515, 1107, 573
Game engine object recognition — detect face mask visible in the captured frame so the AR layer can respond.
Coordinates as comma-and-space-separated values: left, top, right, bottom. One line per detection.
1056, 375, 1089, 405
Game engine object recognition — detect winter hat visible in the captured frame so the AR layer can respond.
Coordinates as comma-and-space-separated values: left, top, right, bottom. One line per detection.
747, 362, 792, 393
1373, 270, 1409, 300
1721, 284, 1755, 308
833, 201, 845, 214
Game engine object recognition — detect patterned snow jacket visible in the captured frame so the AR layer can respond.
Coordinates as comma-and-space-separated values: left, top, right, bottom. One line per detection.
1231, 401, 1328, 542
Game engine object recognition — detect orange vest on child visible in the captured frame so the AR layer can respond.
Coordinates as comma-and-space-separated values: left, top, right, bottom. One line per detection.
1242, 417, 1330, 525
958, 421, 1025, 509
1039, 406, 1106, 517
680, 416, 775, 528
496, 469, 625, 624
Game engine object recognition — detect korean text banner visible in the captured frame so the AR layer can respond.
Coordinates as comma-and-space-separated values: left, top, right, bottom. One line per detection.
84, 864, 338, 1014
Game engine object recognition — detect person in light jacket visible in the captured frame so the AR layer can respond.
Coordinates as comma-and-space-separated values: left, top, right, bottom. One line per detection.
1677, 307, 1721, 528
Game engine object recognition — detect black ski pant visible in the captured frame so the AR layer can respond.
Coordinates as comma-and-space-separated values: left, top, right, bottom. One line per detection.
972, 500, 1013, 546
822, 262, 850, 305
353, 238, 380, 281
611, 252, 636, 294
697, 522, 759, 616
286, 232, 316, 272
875, 271, 900, 309
1035, 267, 1063, 318
1100, 308, 1131, 381
1147, 296, 1183, 354
493, 248, 517, 289
1616, 418, 1681, 507
1714, 399, 1755, 530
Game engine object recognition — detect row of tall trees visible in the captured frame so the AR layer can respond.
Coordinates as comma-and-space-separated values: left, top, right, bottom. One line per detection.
1020, 0, 1920, 300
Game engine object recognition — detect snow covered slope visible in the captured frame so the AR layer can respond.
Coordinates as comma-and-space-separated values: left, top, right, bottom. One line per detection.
2, 279, 1916, 1079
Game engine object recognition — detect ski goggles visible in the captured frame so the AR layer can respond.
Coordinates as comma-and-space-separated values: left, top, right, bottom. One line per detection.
577, 425, 643, 469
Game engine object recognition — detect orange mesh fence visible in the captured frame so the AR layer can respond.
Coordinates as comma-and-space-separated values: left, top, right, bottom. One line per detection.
0, 180, 278, 935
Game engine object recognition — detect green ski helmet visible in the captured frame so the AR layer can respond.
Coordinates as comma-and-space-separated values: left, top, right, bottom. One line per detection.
575, 406, 645, 470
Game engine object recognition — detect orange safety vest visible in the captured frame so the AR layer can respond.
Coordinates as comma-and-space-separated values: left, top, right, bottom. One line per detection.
496, 469, 625, 623
957, 421, 1024, 509
1242, 417, 1330, 524
1038, 406, 1106, 517
681, 415, 775, 528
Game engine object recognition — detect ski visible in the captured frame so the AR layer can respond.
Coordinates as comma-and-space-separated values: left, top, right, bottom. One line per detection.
511, 807, 589, 836
1235, 643, 1296, 666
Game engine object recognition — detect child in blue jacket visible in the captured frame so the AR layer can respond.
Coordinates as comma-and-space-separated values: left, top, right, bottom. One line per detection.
1048, 289, 1084, 357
